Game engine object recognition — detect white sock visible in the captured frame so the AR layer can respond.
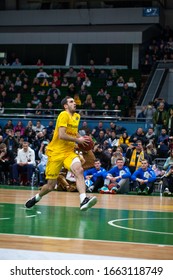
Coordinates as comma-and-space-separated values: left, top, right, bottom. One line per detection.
80, 193, 86, 203
35, 193, 41, 201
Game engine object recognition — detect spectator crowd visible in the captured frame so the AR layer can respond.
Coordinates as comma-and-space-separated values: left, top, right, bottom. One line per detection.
0, 115, 172, 196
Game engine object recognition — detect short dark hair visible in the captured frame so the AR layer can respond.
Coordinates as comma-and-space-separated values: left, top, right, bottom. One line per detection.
61, 96, 71, 108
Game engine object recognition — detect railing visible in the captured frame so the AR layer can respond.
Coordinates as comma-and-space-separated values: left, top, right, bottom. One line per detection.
1, 108, 138, 122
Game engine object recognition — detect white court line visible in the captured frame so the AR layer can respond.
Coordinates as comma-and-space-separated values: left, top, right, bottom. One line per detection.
108, 217, 173, 235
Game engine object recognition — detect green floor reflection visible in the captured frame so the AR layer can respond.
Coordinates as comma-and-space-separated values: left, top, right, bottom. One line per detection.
0, 203, 173, 246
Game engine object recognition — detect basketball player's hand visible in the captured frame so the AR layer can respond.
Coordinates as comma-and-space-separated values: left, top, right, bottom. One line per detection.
77, 136, 90, 146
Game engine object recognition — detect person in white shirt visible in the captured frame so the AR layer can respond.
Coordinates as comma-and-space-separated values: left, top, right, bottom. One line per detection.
36, 68, 49, 78
12, 142, 36, 185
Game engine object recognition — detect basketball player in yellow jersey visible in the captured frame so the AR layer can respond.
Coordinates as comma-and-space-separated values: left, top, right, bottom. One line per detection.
25, 96, 97, 211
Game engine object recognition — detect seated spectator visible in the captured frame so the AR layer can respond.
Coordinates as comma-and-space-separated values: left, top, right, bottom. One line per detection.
33, 120, 45, 134
8, 83, 16, 94
79, 121, 91, 136
131, 159, 156, 195
0, 143, 15, 184
1, 58, 9, 66
52, 92, 61, 107
12, 93, 22, 104
145, 127, 156, 145
51, 77, 61, 87
127, 76, 137, 90
104, 56, 112, 65
113, 95, 127, 116
44, 101, 54, 115
118, 131, 130, 152
116, 76, 125, 87
67, 83, 76, 96
82, 94, 93, 111
24, 121, 36, 145
21, 83, 29, 95
35, 102, 44, 115
121, 83, 134, 106
78, 85, 88, 98
110, 68, 119, 79
74, 93, 82, 107
4, 129, 19, 157
75, 76, 82, 87
88, 66, 97, 78
107, 130, 119, 148
126, 140, 151, 174
105, 75, 114, 87
84, 158, 106, 192
97, 87, 107, 97
129, 127, 147, 146
47, 83, 61, 96
40, 78, 49, 87
61, 77, 69, 87
18, 69, 28, 80
64, 67, 77, 78
145, 141, 157, 162
36, 68, 49, 78
52, 69, 61, 78
100, 157, 131, 194
3, 119, 14, 134
157, 128, 169, 158
0, 90, 10, 104
77, 68, 87, 80
102, 93, 113, 108
96, 130, 107, 146
37, 142, 48, 186
102, 104, 112, 116
82, 76, 91, 87
31, 95, 41, 106
12, 141, 36, 186
163, 149, 173, 170
14, 76, 22, 87
98, 69, 108, 79
111, 146, 125, 167
32, 77, 40, 85
36, 58, 44, 66
162, 165, 173, 196
91, 121, 106, 139
14, 121, 25, 137
11, 58, 22, 67
46, 121, 55, 141
25, 102, 34, 115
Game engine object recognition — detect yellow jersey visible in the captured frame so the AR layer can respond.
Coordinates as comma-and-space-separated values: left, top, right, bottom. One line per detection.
46, 111, 80, 156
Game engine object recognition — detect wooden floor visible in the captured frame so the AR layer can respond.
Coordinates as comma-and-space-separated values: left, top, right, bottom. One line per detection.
0, 187, 173, 260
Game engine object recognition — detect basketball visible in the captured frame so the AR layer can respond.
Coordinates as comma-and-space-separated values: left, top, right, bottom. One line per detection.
78, 136, 94, 151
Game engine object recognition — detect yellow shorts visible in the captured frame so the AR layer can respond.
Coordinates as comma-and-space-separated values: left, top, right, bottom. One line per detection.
45, 152, 79, 180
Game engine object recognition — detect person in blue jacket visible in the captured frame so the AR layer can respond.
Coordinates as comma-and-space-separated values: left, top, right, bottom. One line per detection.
100, 157, 131, 194
131, 159, 156, 194
84, 158, 106, 192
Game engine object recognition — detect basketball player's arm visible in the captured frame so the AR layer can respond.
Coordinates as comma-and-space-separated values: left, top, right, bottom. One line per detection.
58, 126, 89, 145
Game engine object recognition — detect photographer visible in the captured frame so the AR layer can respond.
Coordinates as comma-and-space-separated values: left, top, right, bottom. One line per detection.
0, 143, 15, 184
4, 129, 19, 157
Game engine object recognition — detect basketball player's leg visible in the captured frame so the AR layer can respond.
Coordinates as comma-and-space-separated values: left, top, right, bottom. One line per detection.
25, 160, 63, 208
65, 154, 97, 211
